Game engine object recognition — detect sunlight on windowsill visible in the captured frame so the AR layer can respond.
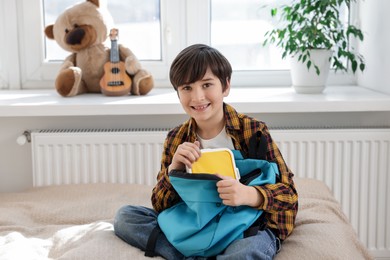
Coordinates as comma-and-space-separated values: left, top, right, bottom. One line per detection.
0, 86, 390, 117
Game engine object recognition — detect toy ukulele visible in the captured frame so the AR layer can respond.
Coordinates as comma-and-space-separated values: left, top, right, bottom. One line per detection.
100, 28, 132, 96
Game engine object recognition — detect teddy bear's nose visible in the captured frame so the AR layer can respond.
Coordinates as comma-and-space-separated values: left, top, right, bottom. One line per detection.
66, 28, 85, 45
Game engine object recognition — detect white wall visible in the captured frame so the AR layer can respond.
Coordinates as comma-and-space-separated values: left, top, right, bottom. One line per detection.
357, 0, 390, 94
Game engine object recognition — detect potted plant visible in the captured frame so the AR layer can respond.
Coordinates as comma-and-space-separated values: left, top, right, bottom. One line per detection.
263, 0, 365, 93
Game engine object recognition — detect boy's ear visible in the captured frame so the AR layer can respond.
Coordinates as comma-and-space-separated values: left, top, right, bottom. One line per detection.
223, 80, 231, 97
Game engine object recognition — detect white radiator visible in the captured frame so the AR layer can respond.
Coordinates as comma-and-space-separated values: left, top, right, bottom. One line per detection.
31, 129, 168, 187
30, 128, 390, 258
271, 128, 390, 259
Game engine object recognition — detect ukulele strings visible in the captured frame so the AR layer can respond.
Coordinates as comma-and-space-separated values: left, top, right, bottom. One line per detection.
111, 40, 119, 87
110, 31, 121, 88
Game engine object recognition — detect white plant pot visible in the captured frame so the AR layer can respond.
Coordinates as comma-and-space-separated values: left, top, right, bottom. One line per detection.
290, 49, 332, 94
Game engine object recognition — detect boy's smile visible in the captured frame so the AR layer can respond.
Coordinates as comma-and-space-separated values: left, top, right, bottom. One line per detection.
177, 68, 230, 138
192, 104, 210, 111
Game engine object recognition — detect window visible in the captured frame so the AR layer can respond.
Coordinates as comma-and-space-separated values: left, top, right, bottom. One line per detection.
1, 0, 356, 90
211, 0, 288, 71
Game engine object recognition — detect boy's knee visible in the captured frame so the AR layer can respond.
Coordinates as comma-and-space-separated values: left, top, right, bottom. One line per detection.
114, 205, 137, 233
114, 205, 128, 222
114, 206, 125, 233
114, 205, 157, 232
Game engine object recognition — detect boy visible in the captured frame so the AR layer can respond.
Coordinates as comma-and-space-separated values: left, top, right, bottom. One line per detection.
114, 44, 298, 259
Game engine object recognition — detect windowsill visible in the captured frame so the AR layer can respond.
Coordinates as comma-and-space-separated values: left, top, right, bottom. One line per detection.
1, 86, 390, 117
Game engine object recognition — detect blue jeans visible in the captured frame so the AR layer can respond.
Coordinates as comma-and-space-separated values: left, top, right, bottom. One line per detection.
114, 205, 280, 260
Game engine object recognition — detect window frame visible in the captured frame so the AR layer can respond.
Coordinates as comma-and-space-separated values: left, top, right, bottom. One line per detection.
1, 0, 357, 90
1, 0, 21, 89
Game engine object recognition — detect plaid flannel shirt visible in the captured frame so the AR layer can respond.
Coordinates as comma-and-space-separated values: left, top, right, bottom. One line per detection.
151, 103, 298, 241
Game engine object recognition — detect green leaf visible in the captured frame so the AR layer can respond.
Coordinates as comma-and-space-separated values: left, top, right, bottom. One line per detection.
315, 65, 320, 75
307, 60, 312, 70
360, 63, 365, 71
357, 30, 364, 41
352, 60, 357, 73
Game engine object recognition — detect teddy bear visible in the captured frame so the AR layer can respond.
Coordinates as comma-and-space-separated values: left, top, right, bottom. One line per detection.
44, 0, 154, 97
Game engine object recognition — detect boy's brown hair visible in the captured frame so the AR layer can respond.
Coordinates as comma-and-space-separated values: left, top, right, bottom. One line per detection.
169, 44, 232, 91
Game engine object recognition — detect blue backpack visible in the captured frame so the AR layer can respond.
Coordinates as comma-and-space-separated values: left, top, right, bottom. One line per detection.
145, 132, 279, 257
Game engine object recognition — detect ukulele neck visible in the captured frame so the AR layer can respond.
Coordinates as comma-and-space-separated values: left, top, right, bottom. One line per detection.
110, 40, 120, 63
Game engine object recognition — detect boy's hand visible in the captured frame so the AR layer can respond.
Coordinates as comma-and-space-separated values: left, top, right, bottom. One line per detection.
216, 175, 263, 208
168, 141, 201, 172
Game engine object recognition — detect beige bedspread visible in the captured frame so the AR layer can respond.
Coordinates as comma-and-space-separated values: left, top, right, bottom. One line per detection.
0, 178, 372, 259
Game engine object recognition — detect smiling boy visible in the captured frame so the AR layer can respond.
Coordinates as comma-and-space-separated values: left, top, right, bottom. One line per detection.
114, 44, 298, 259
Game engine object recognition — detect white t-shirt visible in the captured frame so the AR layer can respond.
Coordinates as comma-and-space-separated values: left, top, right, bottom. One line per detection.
197, 127, 234, 150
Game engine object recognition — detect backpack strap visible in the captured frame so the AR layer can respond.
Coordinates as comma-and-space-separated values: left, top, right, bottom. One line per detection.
144, 225, 162, 257
248, 131, 267, 160
246, 132, 270, 238
243, 213, 267, 237
239, 168, 262, 185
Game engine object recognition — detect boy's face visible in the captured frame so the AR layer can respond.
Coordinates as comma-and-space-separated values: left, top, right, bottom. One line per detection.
177, 68, 230, 127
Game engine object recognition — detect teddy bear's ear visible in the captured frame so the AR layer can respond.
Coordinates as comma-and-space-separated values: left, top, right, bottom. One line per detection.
87, 0, 99, 7
44, 25, 55, 40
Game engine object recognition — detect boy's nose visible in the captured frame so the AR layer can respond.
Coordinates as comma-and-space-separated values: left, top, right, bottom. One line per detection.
192, 87, 205, 101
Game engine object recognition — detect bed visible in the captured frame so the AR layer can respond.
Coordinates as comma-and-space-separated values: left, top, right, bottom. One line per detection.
0, 177, 372, 259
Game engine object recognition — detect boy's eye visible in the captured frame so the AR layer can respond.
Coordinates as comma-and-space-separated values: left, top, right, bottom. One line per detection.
182, 85, 192, 91
203, 83, 211, 88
